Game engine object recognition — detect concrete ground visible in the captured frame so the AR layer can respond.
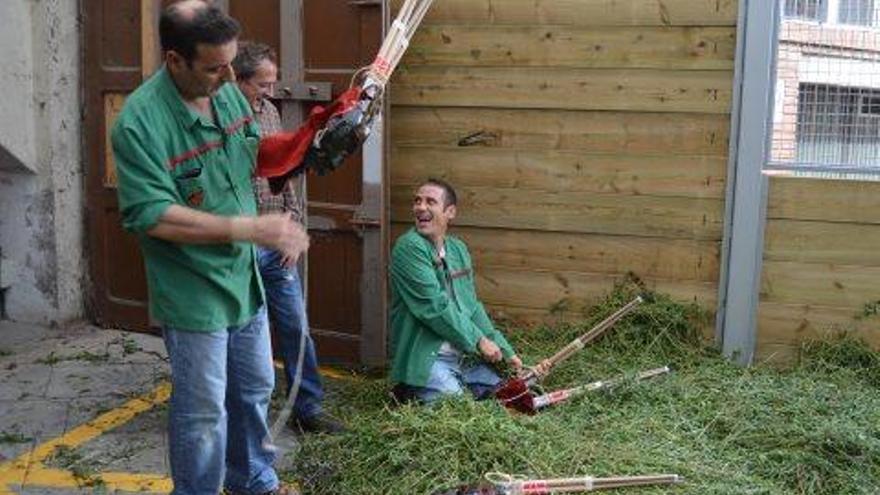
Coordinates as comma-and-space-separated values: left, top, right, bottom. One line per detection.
0, 320, 305, 494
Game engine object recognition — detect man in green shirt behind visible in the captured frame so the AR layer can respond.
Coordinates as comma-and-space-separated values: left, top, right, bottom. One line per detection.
111, 2, 305, 494
390, 178, 544, 404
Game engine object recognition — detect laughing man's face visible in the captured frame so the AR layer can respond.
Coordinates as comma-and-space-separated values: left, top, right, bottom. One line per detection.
412, 184, 456, 244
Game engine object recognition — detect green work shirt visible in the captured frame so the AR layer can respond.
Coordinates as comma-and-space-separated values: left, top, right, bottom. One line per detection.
389, 228, 515, 387
111, 68, 264, 331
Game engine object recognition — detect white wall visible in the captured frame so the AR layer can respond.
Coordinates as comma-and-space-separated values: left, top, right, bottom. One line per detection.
0, 0, 85, 325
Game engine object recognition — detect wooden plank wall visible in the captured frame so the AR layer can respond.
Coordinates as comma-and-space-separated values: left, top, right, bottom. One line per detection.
758, 177, 880, 361
389, 0, 738, 325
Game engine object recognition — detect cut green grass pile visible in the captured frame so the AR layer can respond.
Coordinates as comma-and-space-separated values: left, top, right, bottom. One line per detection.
285, 284, 880, 494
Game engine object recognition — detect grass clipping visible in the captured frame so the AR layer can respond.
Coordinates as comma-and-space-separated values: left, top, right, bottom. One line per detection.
288, 284, 880, 494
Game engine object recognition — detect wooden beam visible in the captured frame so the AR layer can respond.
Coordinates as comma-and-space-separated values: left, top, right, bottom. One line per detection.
391, 147, 727, 199
765, 218, 880, 266
473, 266, 717, 312
758, 301, 880, 346
390, 185, 725, 240
391, 66, 733, 114
768, 177, 880, 225
390, 107, 730, 156
407, 25, 736, 70
391, 0, 738, 27
464, 226, 720, 283
140, 0, 162, 79
761, 260, 880, 308
390, 223, 720, 283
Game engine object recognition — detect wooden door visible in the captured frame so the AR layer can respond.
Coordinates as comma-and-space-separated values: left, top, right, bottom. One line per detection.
85, 0, 388, 366
83, 0, 167, 332
232, 0, 387, 367
300, 0, 387, 367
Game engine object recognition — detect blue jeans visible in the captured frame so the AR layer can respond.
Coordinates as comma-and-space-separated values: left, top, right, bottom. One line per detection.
258, 247, 325, 419
414, 351, 502, 403
163, 307, 279, 495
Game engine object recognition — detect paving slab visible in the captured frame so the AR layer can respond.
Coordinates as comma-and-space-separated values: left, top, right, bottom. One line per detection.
0, 400, 69, 463
44, 363, 162, 401
0, 321, 331, 494
0, 365, 53, 401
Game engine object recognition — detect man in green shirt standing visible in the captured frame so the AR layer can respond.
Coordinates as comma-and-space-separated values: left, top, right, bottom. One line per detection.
390, 178, 541, 404
112, 2, 305, 494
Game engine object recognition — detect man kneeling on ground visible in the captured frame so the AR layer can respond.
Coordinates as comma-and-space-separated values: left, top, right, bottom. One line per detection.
389, 178, 545, 404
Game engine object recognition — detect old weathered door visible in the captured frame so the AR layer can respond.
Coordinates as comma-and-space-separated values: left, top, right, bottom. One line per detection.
232, 0, 387, 367
298, 0, 387, 367
86, 0, 387, 366
83, 0, 168, 332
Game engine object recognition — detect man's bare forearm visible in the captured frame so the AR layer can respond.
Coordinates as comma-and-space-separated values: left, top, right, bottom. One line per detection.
147, 204, 254, 244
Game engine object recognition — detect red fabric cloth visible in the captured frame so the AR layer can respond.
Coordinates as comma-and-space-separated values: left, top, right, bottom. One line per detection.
256, 86, 362, 178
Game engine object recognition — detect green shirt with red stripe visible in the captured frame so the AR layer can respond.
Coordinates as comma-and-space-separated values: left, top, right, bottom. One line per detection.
390, 228, 516, 387
111, 67, 264, 331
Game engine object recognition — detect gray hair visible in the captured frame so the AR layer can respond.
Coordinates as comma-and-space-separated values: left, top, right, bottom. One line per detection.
232, 41, 277, 81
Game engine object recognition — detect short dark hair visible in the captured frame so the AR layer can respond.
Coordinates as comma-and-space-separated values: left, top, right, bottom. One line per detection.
424, 178, 457, 208
159, 2, 241, 63
232, 41, 277, 81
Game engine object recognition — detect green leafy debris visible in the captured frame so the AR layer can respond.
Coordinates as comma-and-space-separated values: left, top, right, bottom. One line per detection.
283, 284, 880, 495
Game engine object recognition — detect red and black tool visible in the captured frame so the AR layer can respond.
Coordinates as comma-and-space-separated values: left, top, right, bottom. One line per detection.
494, 295, 645, 413
256, 0, 434, 193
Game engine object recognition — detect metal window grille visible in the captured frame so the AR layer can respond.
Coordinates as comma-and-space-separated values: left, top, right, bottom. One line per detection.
770, 0, 880, 177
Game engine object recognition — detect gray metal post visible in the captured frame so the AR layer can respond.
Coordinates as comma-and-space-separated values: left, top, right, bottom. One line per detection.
716, 0, 779, 365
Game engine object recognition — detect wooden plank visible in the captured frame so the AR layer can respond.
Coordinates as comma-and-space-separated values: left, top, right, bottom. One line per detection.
390, 107, 730, 156
484, 303, 588, 327
140, 0, 161, 79
758, 301, 880, 346
407, 25, 736, 70
486, 303, 717, 340
760, 260, 880, 308
390, 223, 720, 283
460, 226, 720, 283
392, 0, 738, 27
473, 266, 717, 312
764, 219, 880, 267
754, 343, 799, 365
767, 176, 880, 225
391, 66, 733, 114
103, 93, 127, 188
391, 146, 727, 199
391, 185, 725, 240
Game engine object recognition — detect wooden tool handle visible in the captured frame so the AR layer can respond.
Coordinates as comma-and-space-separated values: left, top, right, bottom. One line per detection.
545, 295, 644, 369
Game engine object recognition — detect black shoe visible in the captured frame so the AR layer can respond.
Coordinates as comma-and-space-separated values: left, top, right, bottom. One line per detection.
293, 412, 346, 434
224, 483, 300, 495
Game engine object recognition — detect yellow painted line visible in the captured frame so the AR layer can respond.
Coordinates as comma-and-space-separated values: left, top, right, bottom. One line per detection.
29, 382, 171, 462
272, 360, 367, 382
1, 365, 350, 494
24, 463, 172, 493
0, 381, 172, 493
0, 448, 31, 492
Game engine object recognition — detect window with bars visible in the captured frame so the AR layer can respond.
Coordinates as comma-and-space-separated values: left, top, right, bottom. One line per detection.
771, 0, 880, 175
839, 0, 876, 26
783, 0, 878, 26
784, 0, 828, 21
796, 84, 880, 167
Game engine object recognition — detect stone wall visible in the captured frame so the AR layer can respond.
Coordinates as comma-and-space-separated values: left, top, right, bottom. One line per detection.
0, 0, 85, 325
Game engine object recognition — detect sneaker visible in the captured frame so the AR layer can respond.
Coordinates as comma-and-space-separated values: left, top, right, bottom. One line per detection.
292, 412, 347, 434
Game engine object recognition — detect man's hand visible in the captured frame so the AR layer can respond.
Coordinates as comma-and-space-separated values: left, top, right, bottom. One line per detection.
232, 213, 310, 263
478, 337, 502, 363
532, 358, 552, 377
509, 355, 523, 371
